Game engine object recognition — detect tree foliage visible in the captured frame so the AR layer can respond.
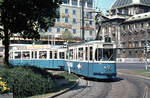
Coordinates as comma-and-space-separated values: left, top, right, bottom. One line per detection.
0, 0, 62, 65
61, 30, 73, 41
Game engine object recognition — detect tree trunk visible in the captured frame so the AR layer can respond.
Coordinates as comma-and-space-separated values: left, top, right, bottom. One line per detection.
4, 28, 10, 66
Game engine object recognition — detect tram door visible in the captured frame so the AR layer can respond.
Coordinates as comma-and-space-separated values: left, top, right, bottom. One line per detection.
88, 46, 94, 77
49, 51, 53, 68
31, 51, 37, 66
53, 50, 58, 68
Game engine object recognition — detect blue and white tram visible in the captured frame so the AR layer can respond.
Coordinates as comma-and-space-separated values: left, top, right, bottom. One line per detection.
64, 40, 117, 79
9, 45, 66, 69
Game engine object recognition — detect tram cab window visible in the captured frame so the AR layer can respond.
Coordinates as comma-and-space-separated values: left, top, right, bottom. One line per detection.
49, 51, 52, 59
103, 49, 116, 61
69, 49, 73, 60
14, 52, 21, 59
39, 51, 47, 59
59, 52, 65, 59
22, 51, 30, 59
95, 48, 116, 61
78, 48, 84, 60
95, 49, 102, 61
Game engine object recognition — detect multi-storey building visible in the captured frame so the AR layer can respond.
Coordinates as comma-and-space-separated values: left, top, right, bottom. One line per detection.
41, 0, 96, 43
96, 0, 150, 62
8, 0, 96, 45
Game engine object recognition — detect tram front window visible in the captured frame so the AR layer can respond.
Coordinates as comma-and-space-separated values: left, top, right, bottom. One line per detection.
95, 48, 116, 61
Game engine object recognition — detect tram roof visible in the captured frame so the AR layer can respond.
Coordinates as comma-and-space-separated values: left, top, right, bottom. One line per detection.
68, 40, 113, 46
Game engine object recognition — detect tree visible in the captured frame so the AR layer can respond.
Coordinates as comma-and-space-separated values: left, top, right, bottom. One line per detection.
0, 0, 62, 66
61, 30, 73, 43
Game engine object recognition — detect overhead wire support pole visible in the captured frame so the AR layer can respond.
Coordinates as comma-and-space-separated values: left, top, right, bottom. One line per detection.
145, 29, 148, 70
82, 0, 85, 41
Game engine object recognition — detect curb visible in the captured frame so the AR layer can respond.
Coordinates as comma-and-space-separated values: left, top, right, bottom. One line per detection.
118, 72, 150, 80
48, 79, 79, 98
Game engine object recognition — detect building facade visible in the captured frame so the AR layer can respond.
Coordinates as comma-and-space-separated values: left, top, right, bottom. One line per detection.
42, 0, 96, 42
8, 0, 96, 45
96, 0, 150, 62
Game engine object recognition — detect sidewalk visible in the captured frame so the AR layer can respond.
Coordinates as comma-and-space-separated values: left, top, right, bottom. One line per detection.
28, 71, 79, 98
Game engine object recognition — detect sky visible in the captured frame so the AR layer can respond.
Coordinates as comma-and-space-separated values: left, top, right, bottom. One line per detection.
94, 0, 115, 13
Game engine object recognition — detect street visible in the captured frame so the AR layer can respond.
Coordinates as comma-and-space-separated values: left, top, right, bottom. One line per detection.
117, 63, 150, 70
54, 73, 150, 98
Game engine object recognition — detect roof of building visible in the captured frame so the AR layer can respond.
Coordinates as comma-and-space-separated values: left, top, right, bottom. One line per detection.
111, 0, 150, 9
125, 12, 150, 22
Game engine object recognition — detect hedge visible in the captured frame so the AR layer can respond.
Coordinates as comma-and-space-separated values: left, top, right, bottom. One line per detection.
0, 66, 55, 98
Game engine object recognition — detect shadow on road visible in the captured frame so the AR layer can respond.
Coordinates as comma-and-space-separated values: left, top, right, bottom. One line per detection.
83, 77, 124, 83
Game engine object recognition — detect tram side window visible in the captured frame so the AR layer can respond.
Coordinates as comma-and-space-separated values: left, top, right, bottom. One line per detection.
95, 48, 102, 61
22, 51, 30, 59
54, 51, 57, 59
78, 48, 84, 60
69, 49, 73, 60
59, 52, 65, 59
50, 51, 52, 59
39, 51, 47, 59
90, 47, 93, 61
10, 52, 13, 59
14, 52, 21, 59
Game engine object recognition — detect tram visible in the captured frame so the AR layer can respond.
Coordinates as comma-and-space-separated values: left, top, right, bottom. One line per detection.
9, 45, 66, 69
9, 39, 117, 79
64, 40, 117, 79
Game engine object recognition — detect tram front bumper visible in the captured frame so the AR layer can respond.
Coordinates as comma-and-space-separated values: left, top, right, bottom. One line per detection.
93, 72, 117, 76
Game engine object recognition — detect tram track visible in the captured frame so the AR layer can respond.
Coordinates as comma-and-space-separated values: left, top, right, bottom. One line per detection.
143, 86, 148, 98
72, 77, 89, 98
118, 74, 150, 98
55, 73, 150, 98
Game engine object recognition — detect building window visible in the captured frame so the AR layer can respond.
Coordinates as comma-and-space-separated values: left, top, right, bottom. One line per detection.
72, 18, 76, 24
73, 29, 76, 34
72, 0, 77, 6
65, 9, 68, 14
86, 12, 92, 19
72, 10, 76, 15
63, 0, 69, 4
57, 28, 60, 32
47, 27, 52, 32
89, 31, 93, 35
57, 18, 60, 22
65, 28, 68, 32
65, 17, 68, 23
87, 0, 93, 8
56, 8, 60, 12
89, 21, 92, 25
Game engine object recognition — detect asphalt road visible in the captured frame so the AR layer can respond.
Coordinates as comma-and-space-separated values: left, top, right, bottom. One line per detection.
117, 63, 150, 70
55, 74, 150, 98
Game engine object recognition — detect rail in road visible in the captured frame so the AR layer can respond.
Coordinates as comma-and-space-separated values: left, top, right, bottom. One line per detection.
55, 74, 150, 98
